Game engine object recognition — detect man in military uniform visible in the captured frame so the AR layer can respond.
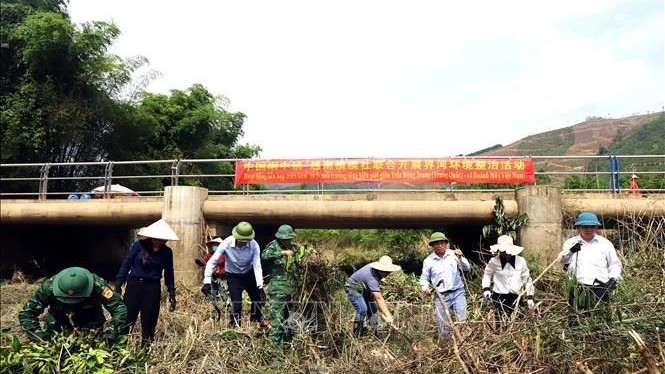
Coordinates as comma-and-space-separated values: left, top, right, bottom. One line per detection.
18, 267, 127, 344
261, 224, 299, 349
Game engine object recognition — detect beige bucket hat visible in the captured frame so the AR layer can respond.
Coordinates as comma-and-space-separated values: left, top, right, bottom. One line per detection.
489, 235, 523, 255
137, 219, 179, 241
370, 255, 402, 272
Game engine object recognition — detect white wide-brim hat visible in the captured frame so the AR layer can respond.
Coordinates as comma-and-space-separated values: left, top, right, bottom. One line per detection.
370, 255, 402, 272
206, 237, 223, 245
137, 219, 179, 241
489, 235, 523, 256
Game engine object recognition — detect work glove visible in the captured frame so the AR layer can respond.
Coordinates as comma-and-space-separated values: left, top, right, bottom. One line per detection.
483, 290, 491, 301
606, 278, 617, 291
114, 283, 122, 294
168, 293, 176, 312
569, 242, 582, 253
258, 287, 267, 303
201, 283, 212, 296
527, 299, 535, 309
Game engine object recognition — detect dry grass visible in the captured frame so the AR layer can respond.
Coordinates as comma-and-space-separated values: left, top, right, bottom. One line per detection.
2, 215, 664, 373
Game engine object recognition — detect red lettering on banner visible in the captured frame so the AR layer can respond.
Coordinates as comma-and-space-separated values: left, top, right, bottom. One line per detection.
234, 158, 535, 185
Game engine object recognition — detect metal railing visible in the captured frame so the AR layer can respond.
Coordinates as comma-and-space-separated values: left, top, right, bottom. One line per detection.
1, 155, 663, 199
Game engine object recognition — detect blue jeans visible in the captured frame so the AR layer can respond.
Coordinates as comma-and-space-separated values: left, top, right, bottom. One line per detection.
345, 284, 378, 327
434, 287, 467, 339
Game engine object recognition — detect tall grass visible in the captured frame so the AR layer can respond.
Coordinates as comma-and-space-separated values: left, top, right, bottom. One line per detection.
1, 215, 663, 373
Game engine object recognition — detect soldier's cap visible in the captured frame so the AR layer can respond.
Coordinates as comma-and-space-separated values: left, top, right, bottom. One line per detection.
232, 221, 255, 240
52, 267, 94, 304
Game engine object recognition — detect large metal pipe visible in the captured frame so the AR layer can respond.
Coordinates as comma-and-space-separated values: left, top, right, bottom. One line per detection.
202, 199, 517, 228
0, 200, 162, 225
1, 195, 664, 227
562, 198, 665, 217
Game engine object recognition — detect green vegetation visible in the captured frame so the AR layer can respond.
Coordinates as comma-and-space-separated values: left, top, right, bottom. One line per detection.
0, 331, 146, 373
481, 196, 529, 240
1, 215, 663, 373
0, 1, 259, 194
561, 114, 665, 190
515, 127, 575, 156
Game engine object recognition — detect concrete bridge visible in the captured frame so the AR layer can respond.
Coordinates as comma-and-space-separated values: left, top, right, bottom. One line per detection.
2, 185, 664, 285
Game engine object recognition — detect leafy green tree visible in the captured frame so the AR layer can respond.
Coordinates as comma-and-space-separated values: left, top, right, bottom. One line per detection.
1, 2, 260, 195
0, 2, 137, 192
119, 84, 260, 192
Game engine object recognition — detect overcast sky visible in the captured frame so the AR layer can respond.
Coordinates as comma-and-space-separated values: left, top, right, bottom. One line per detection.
68, 0, 664, 159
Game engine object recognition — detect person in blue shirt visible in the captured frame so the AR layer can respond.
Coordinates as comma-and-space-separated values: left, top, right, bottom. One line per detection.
201, 221, 267, 328
344, 255, 401, 337
419, 232, 470, 339
115, 219, 179, 347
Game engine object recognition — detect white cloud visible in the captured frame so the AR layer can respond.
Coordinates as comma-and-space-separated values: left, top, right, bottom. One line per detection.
68, 0, 664, 159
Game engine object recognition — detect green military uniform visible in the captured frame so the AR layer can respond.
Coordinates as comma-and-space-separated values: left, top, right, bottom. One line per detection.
261, 225, 297, 349
18, 267, 127, 343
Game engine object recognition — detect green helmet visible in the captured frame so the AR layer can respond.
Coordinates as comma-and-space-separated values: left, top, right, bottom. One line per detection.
275, 224, 296, 239
428, 232, 449, 245
52, 267, 94, 304
232, 221, 255, 240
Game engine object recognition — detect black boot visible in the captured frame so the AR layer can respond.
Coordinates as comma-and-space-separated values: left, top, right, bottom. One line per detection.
353, 321, 364, 337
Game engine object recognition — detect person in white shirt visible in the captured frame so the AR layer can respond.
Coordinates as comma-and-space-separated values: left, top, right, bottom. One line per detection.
557, 212, 623, 317
419, 232, 470, 339
482, 235, 534, 324
201, 221, 267, 328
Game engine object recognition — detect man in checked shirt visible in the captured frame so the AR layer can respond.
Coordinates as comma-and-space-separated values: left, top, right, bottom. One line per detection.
419, 232, 470, 340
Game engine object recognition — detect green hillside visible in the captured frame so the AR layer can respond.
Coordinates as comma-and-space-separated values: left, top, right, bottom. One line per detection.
608, 114, 665, 155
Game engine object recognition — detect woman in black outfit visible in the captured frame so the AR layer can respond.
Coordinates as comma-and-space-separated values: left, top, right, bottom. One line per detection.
115, 219, 179, 347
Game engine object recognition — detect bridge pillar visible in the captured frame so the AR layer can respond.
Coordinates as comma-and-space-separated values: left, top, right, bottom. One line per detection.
516, 186, 563, 265
162, 186, 208, 288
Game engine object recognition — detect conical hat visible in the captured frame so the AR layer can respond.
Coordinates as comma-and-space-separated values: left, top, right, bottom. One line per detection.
137, 219, 179, 241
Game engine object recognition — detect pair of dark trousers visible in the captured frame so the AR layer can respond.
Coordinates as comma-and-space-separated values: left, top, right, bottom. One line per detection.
226, 271, 263, 327
492, 293, 519, 318
122, 277, 161, 346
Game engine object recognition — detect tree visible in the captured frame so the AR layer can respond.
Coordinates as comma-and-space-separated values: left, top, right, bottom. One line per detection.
1, 2, 260, 195
0, 2, 137, 193
116, 84, 261, 192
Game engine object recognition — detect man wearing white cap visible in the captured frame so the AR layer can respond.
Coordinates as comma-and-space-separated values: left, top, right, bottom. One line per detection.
201, 221, 266, 328
420, 232, 470, 339
482, 235, 535, 323
115, 218, 179, 347
344, 255, 401, 337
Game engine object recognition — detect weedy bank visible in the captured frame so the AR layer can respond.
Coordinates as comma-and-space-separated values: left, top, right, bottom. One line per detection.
1, 215, 663, 373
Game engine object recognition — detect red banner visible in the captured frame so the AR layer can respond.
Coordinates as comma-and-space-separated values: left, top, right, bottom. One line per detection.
235, 158, 535, 185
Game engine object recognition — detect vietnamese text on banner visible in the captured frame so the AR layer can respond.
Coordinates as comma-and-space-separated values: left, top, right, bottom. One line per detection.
234, 158, 535, 185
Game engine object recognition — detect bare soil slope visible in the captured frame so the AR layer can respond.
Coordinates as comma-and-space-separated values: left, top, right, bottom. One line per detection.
477, 113, 662, 171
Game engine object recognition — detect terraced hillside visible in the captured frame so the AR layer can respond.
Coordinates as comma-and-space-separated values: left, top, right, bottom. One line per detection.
475, 112, 664, 173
